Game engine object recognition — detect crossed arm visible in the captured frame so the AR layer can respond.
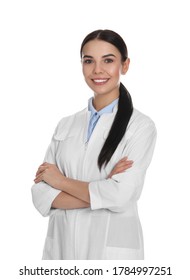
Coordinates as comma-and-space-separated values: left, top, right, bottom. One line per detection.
34, 157, 133, 210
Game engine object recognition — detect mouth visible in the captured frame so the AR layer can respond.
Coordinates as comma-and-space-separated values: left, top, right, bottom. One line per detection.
91, 78, 109, 85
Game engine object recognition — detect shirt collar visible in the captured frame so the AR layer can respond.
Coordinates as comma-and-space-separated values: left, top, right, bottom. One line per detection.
88, 97, 119, 117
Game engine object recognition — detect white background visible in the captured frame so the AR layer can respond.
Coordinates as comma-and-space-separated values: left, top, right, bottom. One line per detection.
0, 0, 190, 279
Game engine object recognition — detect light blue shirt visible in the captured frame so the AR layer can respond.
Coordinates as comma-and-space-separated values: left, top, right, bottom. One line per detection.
87, 97, 119, 141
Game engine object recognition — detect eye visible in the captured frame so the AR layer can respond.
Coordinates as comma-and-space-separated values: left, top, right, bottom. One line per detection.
83, 59, 93, 64
104, 58, 113, 63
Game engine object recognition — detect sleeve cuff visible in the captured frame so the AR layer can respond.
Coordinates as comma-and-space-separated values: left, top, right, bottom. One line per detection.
88, 181, 103, 210
31, 182, 61, 217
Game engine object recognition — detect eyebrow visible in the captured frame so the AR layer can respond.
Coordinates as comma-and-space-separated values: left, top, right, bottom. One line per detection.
82, 54, 116, 59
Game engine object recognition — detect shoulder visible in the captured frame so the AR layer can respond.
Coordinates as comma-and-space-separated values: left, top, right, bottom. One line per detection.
126, 108, 157, 138
53, 107, 88, 138
130, 108, 156, 128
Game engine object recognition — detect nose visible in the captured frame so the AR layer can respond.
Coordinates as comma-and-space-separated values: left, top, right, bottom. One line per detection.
93, 62, 104, 74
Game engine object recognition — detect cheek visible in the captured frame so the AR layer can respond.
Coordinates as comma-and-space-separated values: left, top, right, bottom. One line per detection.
106, 63, 122, 77
82, 68, 92, 86
82, 65, 92, 78
109, 67, 121, 78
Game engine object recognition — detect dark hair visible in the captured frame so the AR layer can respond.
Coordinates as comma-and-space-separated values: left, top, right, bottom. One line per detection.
80, 29, 133, 170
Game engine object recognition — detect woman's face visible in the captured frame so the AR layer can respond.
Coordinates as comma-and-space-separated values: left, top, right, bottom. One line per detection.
81, 39, 129, 100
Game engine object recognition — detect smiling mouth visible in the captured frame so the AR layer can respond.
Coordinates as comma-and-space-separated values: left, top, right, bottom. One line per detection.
92, 78, 109, 85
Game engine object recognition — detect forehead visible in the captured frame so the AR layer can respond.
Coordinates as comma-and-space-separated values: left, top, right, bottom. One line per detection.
82, 39, 121, 58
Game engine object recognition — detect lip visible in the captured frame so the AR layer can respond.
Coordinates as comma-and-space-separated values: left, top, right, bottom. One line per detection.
91, 78, 109, 85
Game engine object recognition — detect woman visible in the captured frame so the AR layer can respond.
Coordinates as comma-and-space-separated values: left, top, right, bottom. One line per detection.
32, 29, 157, 260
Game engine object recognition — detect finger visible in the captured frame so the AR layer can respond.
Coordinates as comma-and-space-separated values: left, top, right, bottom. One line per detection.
122, 161, 134, 168
34, 174, 43, 184
115, 158, 133, 166
41, 162, 50, 166
38, 162, 50, 169
119, 163, 133, 171
121, 160, 133, 165
114, 165, 132, 174
113, 162, 133, 173
114, 160, 133, 169
119, 157, 133, 162
111, 161, 133, 176
34, 168, 48, 182
36, 165, 48, 176
35, 163, 45, 176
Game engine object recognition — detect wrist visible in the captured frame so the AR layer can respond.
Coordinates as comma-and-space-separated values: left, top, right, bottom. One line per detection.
58, 175, 67, 191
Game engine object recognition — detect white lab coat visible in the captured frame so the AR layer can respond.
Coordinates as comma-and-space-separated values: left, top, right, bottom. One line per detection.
31, 105, 157, 260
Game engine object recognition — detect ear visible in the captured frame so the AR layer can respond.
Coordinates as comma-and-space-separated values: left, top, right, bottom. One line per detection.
121, 58, 130, 75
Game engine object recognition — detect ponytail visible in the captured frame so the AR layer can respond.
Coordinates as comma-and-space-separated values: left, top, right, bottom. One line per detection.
80, 29, 133, 170
98, 83, 133, 170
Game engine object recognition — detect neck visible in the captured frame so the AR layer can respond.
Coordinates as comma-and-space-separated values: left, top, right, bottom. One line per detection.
93, 91, 119, 111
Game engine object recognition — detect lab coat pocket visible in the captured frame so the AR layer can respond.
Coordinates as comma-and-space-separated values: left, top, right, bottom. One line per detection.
106, 215, 141, 249
105, 215, 143, 260
54, 130, 74, 141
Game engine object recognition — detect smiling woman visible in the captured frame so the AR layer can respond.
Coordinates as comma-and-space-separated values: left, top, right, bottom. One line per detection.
31, 29, 157, 260
81, 38, 130, 110
82, 53, 117, 87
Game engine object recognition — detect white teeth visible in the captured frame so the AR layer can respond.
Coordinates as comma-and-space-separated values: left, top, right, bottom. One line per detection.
93, 79, 108, 83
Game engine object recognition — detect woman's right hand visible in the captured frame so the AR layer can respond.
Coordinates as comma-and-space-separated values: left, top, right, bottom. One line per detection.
107, 157, 133, 178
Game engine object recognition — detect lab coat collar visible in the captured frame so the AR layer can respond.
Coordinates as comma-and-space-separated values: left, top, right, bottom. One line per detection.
87, 97, 119, 116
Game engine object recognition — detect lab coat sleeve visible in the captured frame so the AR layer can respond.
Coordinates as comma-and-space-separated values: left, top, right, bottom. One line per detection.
31, 128, 62, 217
89, 120, 157, 212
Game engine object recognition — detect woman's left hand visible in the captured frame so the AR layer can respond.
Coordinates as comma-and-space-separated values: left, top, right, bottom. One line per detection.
34, 162, 65, 190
